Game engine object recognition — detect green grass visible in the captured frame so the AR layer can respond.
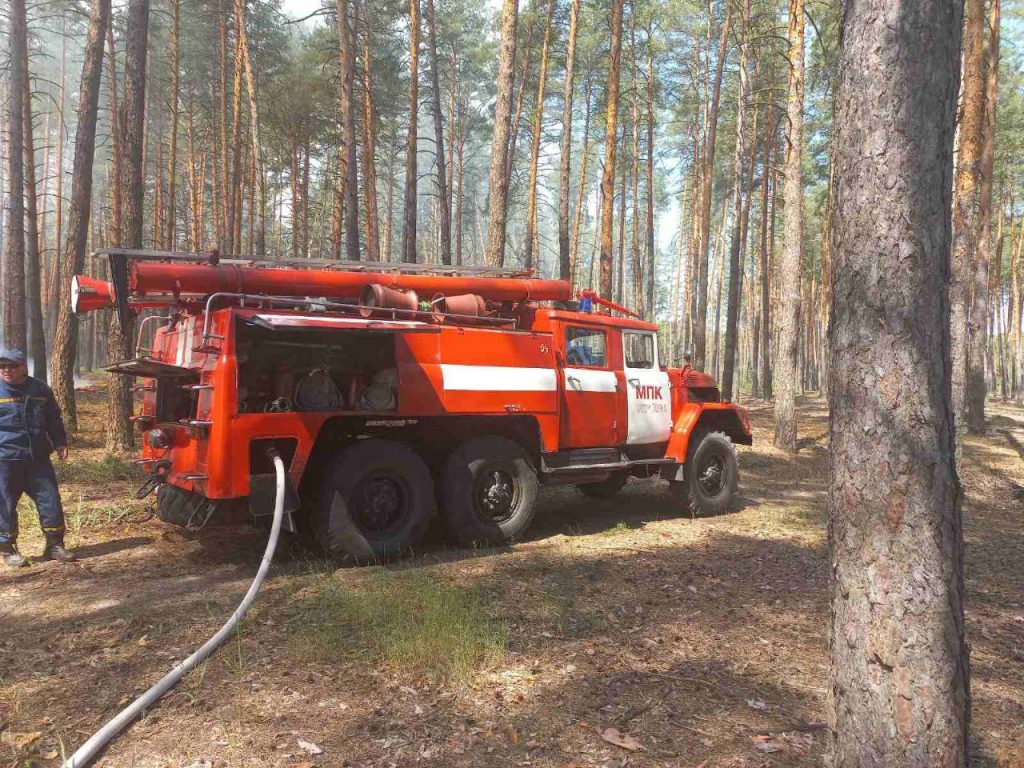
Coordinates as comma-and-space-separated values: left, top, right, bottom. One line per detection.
601, 521, 631, 536
65, 497, 141, 530
56, 454, 143, 485
289, 569, 507, 681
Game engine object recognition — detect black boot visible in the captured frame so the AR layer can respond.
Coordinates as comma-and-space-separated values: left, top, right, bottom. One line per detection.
1, 541, 28, 568
42, 534, 76, 563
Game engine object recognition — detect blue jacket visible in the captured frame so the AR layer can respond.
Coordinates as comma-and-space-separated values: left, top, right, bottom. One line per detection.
0, 377, 68, 461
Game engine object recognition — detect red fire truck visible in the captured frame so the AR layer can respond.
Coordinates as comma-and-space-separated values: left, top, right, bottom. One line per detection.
73, 250, 752, 560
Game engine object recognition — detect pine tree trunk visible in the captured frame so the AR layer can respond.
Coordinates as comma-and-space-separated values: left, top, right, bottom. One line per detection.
692, 1, 732, 370
523, 0, 556, 272
166, 0, 181, 249
3, 0, 28, 351
1011, 214, 1022, 401
425, 0, 451, 265
229, 5, 245, 254
773, 0, 803, 452
237, 0, 266, 256
49, 0, 110, 431
336, 0, 360, 260
966, 0, 1000, 433
828, 0, 968, 762
360, 0, 381, 261
569, 79, 592, 287
108, 0, 148, 453
484, 0, 518, 267
218, 0, 230, 251
721, 0, 750, 401
557, 0, 581, 279
644, 22, 656, 319
759, 121, 775, 399
47, 30, 67, 347
628, 22, 643, 316
23, 43, 46, 380
401, 0, 420, 263
950, 0, 986, 440
455, 113, 466, 266
597, 0, 624, 298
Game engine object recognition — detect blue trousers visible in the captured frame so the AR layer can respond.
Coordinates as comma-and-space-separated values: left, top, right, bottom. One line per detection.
0, 459, 65, 544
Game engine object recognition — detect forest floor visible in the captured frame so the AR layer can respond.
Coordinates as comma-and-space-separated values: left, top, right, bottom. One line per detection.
1, 387, 1023, 768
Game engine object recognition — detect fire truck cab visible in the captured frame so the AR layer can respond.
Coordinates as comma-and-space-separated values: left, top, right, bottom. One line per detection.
75, 251, 752, 561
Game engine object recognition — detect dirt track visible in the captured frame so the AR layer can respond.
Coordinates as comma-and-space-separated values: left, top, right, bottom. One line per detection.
1, 395, 1022, 767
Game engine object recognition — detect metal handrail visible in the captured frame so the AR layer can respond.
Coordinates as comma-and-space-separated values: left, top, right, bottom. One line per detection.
92, 247, 532, 279
135, 314, 172, 357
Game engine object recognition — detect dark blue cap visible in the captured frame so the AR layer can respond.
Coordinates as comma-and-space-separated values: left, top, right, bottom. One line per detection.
0, 348, 27, 364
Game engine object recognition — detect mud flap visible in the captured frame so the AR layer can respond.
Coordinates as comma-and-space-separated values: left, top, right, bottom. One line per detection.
248, 473, 299, 533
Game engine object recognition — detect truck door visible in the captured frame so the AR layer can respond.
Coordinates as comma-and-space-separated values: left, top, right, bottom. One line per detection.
559, 324, 621, 448
622, 330, 672, 447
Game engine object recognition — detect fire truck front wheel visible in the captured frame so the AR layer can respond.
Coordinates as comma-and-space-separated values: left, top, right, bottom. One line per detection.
315, 439, 436, 561
673, 430, 738, 516
441, 436, 539, 547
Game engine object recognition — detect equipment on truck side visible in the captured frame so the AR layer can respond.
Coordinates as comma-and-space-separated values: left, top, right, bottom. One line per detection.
73, 248, 752, 561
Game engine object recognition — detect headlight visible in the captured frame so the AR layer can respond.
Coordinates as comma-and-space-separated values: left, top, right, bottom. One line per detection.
147, 427, 176, 449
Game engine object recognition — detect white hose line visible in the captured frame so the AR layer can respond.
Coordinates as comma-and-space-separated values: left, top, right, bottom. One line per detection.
63, 455, 287, 768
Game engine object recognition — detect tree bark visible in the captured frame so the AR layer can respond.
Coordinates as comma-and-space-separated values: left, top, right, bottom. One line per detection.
523, 0, 556, 272
49, 0, 110, 430
108, 0, 148, 453
966, 0, 1000, 433
597, 0, 624, 298
236, 0, 266, 255
644, 21, 656, 319
229, 4, 245, 253
950, 0, 986, 440
692, 1, 732, 370
484, 0, 518, 267
22, 40, 46, 380
360, 0, 381, 261
569, 79, 592, 287
166, 0, 181, 249
401, 0, 420, 263
557, 0, 581, 279
336, 0, 360, 260
773, 0, 803, 452
721, 0, 750, 401
3, 0, 28, 352
425, 0, 451, 265
828, 0, 968, 763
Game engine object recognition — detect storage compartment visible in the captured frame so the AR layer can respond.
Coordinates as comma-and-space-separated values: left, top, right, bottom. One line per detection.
235, 320, 400, 414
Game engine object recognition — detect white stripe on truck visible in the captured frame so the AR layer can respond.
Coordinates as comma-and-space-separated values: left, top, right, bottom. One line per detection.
441, 364, 558, 392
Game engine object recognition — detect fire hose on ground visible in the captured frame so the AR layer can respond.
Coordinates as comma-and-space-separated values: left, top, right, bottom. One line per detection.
62, 452, 287, 768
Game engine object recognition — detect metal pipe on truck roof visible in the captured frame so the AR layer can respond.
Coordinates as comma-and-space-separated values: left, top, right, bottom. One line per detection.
129, 262, 573, 303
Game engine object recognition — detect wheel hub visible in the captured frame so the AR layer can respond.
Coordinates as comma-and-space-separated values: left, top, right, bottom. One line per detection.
698, 457, 725, 496
352, 475, 409, 538
475, 469, 516, 522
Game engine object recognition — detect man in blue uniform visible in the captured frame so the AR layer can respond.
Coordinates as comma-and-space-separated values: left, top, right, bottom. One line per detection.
0, 348, 75, 567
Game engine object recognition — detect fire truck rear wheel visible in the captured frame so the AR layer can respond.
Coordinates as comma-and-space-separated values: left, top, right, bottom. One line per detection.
674, 430, 738, 516
441, 436, 539, 547
577, 471, 629, 499
315, 439, 436, 562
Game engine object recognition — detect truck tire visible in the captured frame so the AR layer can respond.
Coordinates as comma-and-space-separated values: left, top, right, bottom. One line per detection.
674, 430, 738, 516
577, 471, 628, 499
441, 436, 539, 547
315, 439, 436, 561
